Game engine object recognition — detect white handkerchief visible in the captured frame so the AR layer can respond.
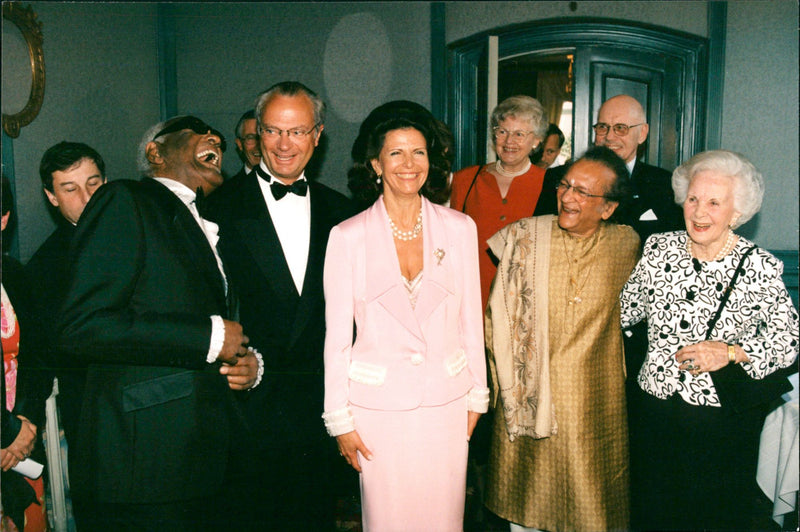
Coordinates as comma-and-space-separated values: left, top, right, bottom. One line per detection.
639, 209, 658, 221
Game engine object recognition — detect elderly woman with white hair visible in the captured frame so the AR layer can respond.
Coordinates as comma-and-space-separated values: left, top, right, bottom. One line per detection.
620, 149, 799, 531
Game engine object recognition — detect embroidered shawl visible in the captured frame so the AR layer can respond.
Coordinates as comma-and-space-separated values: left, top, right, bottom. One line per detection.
485, 215, 557, 441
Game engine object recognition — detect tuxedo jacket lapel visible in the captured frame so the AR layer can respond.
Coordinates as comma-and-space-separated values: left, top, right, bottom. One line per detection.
232, 176, 299, 302
288, 182, 332, 347
142, 179, 228, 313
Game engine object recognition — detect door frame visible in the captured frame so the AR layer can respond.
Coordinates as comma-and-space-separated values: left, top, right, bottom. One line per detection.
446, 15, 721, 172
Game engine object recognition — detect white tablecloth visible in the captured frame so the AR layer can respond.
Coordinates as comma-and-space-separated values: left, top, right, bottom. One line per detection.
757, 374, 798, 527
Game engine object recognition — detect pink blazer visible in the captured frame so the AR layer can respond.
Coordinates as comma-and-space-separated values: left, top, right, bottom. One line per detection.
323, 197, 487, 415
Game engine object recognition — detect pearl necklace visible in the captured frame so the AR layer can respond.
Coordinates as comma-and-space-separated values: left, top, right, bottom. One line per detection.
495, 159, 531, 178
389, 209, 423, 241
687, 230, 737, 261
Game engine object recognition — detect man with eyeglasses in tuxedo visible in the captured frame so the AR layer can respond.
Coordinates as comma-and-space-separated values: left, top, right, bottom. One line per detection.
207, 81, 353, 531
230, 109, 261, 181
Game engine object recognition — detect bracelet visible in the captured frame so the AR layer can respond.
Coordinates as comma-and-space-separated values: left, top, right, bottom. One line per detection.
727, 344, 736, 364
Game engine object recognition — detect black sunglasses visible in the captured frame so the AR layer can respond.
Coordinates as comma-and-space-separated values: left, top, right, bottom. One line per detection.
152, 116, 226, 151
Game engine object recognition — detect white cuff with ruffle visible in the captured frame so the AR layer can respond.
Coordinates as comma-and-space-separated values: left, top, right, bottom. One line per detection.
322, 407, 355, 437
247, 347, 264, 390
467, 386, 490, 413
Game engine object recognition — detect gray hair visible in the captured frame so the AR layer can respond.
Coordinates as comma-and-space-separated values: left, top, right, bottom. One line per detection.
235, 109, 256, 139
672, 150, 764, 228
137, 120, 169, 176
254, 81, 325, 129
489, 95, 548, 141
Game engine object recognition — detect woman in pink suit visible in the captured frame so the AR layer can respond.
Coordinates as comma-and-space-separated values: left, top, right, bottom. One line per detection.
323, 103, 489, 531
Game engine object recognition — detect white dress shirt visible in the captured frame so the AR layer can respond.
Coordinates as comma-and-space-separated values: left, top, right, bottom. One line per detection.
255, 162, 311, 295
626, 156, 636, 176
153, 177, 226, 362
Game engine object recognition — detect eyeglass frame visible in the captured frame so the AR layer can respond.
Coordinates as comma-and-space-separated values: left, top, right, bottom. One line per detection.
257, 123, 320, 140
238, 133, 259, 144
592, 122, 644, 137
555, 180, 609, 201
491, 126, 535, 141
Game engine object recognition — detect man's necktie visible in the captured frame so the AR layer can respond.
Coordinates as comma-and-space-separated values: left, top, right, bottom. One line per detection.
255, 166, 308, 200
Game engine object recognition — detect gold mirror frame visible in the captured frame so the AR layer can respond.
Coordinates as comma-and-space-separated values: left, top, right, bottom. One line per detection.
2, 2, 45, 138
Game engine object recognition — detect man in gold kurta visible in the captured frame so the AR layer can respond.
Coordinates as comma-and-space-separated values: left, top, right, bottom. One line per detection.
484, 146, 639, 531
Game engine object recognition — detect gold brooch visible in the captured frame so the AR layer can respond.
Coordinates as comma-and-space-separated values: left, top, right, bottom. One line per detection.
434, 248, 445, 265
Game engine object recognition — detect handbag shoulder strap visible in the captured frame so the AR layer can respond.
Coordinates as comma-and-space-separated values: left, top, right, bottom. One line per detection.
704, 245, 757, 340
460, 164, 484, 213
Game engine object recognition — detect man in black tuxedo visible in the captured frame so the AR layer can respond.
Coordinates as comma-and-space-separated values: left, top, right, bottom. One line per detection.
229, 109, 261, 181
208, 81, 353, 531
15, 142, 107, 454
55, 116, 261, 531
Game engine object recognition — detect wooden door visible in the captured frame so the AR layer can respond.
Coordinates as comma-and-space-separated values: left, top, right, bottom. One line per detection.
575, 45, 686, 170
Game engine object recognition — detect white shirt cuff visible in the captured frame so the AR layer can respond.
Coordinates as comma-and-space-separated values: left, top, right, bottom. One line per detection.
467, 386, 490, 413
247, 347, 264, 390
207, 315, 225, 363
322, 407, 355, 437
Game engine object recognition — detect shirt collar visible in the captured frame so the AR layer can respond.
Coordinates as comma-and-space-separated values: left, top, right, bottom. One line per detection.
152, 177, 196, 206
626, 156, 637, 175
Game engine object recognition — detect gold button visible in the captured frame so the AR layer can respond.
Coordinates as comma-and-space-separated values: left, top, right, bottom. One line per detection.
502, 198, 508, 204
499, 215, 506, 221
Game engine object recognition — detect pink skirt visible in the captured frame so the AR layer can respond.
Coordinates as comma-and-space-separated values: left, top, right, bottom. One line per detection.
353, 397, 469, 532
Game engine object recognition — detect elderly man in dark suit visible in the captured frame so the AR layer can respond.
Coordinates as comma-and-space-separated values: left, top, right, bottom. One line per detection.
540, 95, 682, 240
55, 115, 261, 531
229, 109, 260, 181
208, 81, 353, 531
591, 94, 682, 239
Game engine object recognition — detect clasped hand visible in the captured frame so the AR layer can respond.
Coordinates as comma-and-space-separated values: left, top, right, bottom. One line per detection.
218, 319, 258, 390
675, 341, 741, 375
1, 417, 37, 472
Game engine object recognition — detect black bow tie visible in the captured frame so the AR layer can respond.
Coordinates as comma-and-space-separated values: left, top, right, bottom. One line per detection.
255, 165, 308, 200
270, 179, 308, 200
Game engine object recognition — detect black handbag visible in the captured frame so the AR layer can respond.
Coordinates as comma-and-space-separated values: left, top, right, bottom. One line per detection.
705, 246, 795, 412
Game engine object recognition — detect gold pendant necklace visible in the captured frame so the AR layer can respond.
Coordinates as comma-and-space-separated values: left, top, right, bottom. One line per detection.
561, 229, 601, 305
